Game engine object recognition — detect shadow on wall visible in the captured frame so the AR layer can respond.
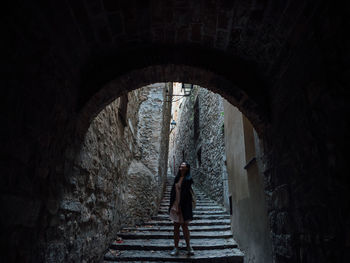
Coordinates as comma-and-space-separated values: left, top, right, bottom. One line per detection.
223, 101, 272, 263
44, 84, 172, 262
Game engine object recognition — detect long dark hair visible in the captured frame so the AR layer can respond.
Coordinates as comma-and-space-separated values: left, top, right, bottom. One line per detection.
176, 161, 192, 181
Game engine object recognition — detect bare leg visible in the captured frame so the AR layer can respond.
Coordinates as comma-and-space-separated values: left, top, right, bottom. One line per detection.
174, 223, 180, 248
181, 223, 191, 248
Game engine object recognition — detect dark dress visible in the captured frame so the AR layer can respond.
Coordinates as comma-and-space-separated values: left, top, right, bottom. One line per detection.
168, 175, 194, 222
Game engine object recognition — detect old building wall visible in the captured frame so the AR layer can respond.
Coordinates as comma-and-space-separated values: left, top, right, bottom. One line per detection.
194, 89, 226, 204
170, 86, 227, 205
169, 89, 196, 178
170, 87, 273, 262
223, 101, 273, 263
158, 84, 173, 191
43, 84, 171, 262
137, 83, 172, 192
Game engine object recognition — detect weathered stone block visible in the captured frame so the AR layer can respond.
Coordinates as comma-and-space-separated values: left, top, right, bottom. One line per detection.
60, 200, 82, 213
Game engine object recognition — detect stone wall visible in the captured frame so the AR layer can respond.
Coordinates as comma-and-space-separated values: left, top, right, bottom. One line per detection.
170, 86, 273, 263
168, 87, 196, 178
264, 67, 350, 263
169, 87, 227, 205
137, 83, 172, 192
42, 84, 171, 262
2, 2, 349, 262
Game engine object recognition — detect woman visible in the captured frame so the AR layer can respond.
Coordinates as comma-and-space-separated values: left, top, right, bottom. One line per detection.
168, 161, 195, 256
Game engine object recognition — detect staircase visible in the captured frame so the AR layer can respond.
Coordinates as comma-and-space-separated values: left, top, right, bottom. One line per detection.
103, 177, 244, 262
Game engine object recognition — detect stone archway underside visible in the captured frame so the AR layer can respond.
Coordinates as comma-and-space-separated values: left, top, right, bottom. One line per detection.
74, 46, 270, 147
66, 60, 271, 262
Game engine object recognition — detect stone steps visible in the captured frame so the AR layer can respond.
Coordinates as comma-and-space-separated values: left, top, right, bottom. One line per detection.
161, 198, 213, 202
110, 238, 238, 250
152, 214, 231, 220
162, 198, 209, 201
103, 177, 244, 262
159, 206, 226, 211
160, 204, 225, 209
162, 195, 208, 199
104, 248, 244, 262
161, 201, 214, 205
160, 201, 216, 206
121, 225, 231, 232
158, 210, 227, 215
142, 219, 231, 226
117, 230, 233, 239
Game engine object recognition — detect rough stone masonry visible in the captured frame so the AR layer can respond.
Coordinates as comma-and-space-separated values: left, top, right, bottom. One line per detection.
169, 86, 227, 205
41, 83, 172, 262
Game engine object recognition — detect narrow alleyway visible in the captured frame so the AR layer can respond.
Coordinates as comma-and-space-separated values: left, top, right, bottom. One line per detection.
104, 177, 244, 262
3, 1, 349, 262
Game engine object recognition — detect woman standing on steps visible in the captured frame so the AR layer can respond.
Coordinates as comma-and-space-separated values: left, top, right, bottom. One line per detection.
168, 161, 195, 256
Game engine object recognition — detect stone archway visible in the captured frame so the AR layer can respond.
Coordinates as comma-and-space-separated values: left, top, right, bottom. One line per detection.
72, 45, 271, 146
75, 64, 268, 145
60, 50, 272, 262
2, 0, 348, 261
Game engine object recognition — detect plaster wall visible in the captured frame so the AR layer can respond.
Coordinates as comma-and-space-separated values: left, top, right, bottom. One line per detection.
224, 100, 272, 263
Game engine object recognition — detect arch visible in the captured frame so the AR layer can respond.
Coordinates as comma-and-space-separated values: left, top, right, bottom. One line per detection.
74, 45, 270, 146
59, 45, 273, 262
